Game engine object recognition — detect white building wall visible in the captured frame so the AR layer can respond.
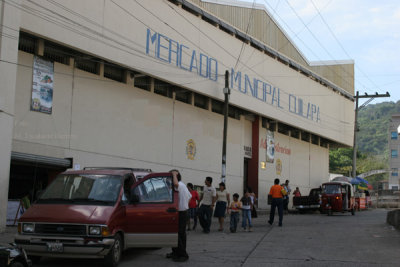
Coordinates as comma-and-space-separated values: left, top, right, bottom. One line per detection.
258, 129, 329, 209
0, 0, 21, 231
18, 0, 354, 146
12, 50, 250, 196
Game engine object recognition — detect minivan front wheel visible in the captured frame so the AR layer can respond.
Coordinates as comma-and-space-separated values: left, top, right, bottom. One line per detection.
105, 234, 122, 267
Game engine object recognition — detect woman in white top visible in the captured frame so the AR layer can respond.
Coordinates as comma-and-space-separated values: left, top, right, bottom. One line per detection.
213, 182, 230, 231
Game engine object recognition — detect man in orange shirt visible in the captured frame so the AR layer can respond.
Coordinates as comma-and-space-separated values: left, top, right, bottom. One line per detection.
268, 178, 284, 227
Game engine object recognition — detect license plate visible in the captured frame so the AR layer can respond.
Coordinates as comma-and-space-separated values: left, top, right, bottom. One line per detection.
47, 242, 63, 253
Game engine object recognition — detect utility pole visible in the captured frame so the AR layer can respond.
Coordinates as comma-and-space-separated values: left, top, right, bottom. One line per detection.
221, 70, 230, 183
352, 91, 390, 178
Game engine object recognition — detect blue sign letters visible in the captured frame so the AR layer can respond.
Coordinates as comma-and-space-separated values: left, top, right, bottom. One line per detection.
145, 28, 320, 123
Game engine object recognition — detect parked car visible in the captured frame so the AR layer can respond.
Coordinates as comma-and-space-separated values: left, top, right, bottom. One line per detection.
293, 187, 322, 213
15, 167, 177, 267
0, 242, 31, 267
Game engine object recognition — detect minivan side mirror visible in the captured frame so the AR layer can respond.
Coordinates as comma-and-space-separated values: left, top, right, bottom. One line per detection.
130, 194, 140, 203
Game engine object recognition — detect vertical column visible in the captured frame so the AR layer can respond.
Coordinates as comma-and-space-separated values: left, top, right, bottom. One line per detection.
0, 0, 21, 232
248, 116, 259, 197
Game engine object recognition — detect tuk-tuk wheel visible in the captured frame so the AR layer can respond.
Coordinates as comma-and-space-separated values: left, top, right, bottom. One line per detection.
351, 208, 355, 215
327, 209, 332, 216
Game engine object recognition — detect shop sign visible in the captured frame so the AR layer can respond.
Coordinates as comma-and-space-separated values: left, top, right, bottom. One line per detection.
266, 130, 275, 163
244, 145, 252, 158
276, 158, 282, 175
145, 28, 321, 124
31, 56, 54, 114
186, 139, 196, 160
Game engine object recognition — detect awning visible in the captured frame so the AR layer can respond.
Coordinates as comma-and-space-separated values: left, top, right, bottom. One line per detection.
11, 152, 72, 169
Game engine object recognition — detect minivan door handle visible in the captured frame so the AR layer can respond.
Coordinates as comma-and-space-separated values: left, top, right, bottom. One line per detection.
166, 207, 177, 213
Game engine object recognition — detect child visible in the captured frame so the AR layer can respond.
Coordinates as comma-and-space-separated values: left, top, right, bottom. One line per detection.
187, 183, 199, 231
241, 189, 253, 232
228, 193, 242, 233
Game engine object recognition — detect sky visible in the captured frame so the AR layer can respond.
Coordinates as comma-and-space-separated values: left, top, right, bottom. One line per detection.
240, 0, 400, 105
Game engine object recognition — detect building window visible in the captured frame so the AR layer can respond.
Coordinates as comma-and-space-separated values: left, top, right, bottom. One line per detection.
278, 123, 290, 136
391, 150, 398, 158
301, 131, 310, 142
76, 58, 99, 75
392, 168, 398, 176
311, 134, 319, 145
44, 41, 71, 65
134, 75, 151, 91
104, 63, 125, 82
154, 79, 173, 98
18, 32, 36, 54
391, 132, 398, 140
211, 99, 224, 115
228, 106, 241, 120
194, 93, 208, 110
175, 87, 192, 104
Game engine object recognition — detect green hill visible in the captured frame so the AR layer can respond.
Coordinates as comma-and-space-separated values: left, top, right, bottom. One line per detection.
357, 101, 400, 156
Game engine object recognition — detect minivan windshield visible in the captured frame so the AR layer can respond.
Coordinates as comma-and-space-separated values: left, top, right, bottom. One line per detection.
37, 174, 122, 205
322, 184, 341, 194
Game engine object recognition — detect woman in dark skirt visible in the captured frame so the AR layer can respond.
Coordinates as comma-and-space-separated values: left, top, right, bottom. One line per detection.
214, 182, 230, 231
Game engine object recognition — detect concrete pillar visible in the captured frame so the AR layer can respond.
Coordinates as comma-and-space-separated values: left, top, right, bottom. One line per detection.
0, 0, 21, 232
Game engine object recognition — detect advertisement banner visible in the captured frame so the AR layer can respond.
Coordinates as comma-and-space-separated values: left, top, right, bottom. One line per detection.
31, 56, 54, 114
266, 130, 275, 163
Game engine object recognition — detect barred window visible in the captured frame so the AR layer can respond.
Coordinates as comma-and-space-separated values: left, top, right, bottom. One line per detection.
76, 58, 99, 75
18, 32, 36, 54
211, 99, 223, 115
134, 75, 151, 91
194, 93, 208, 110
154, 79, 173, 98
104, 63, 124, 82
44, 42, 70, 65
175, 87, 192, 104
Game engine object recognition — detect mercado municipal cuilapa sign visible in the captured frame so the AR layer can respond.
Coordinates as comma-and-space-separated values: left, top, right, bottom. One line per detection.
145, 28, 321, 123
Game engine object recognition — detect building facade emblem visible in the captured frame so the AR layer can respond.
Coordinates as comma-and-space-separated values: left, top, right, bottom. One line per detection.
276, 158, 282, 175
186, 139, 196, 160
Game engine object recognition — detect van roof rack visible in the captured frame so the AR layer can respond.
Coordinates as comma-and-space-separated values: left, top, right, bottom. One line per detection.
83, 167, 152, 172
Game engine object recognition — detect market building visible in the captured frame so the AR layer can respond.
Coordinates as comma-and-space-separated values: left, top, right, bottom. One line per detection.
0, 0, 355, 230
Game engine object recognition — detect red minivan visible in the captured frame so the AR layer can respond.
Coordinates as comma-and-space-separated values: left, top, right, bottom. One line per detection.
15, 168, 179, 266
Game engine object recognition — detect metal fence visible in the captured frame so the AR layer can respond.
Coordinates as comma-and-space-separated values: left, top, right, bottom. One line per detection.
372, 190, 400, 208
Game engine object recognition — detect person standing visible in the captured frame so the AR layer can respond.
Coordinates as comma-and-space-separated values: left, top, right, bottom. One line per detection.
166, 170, 192, 262
248, 187, 258, 218
268, 178, 284, 227
198, 176, 216, 233
241, 188, 253, 232
214, 182, 230, 231
187, 183, 199, 231
228, 193, 242, 233
293, 187, 301, 197
283, 180, 291, 213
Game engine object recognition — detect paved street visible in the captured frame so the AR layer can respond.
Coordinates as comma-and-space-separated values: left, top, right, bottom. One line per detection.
2, 209, 399, 266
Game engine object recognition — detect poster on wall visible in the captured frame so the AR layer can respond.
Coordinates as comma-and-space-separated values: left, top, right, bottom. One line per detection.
266, 130, 275, 163
31, 56, 54, 114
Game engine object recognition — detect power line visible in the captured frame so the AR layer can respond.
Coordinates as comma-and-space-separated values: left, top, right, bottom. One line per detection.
309, 0, 380, 94
250, 0, 357, 94
234, 0, 256, 70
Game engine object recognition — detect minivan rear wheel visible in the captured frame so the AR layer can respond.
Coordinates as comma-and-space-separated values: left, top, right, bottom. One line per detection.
105, 234, 122, 267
